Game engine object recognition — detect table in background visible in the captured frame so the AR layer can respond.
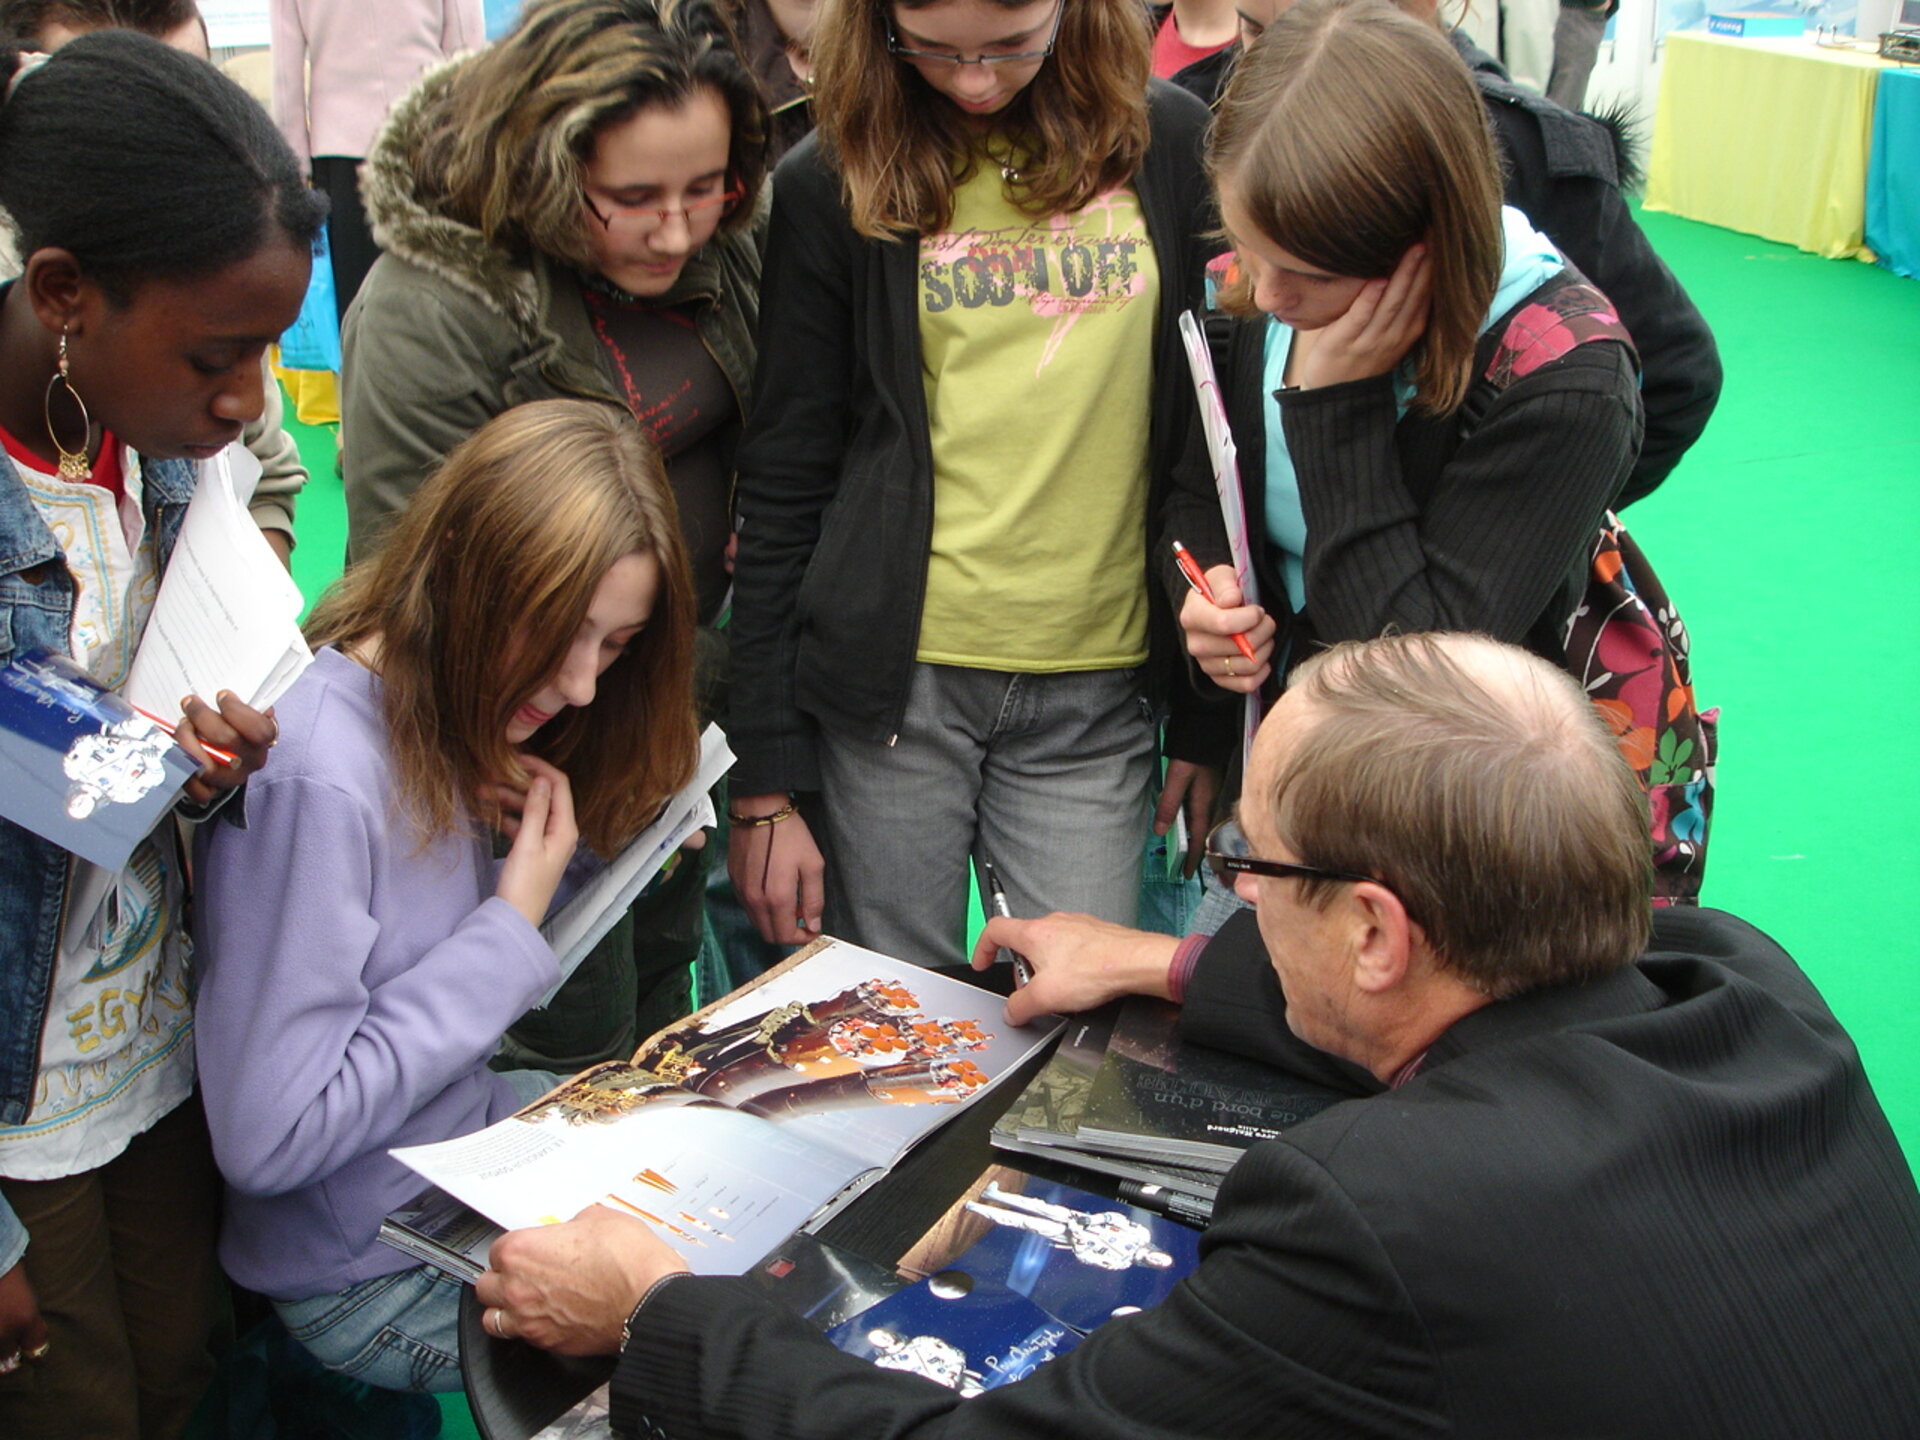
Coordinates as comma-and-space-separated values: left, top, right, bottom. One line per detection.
1867, 67, 1920, 278
1647, 33, 1895, 259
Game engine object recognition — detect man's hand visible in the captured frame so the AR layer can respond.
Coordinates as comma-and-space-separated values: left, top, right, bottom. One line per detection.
728, 798, 824, 944
0, 1260, 48, 1375
476, 1205, 689, 1357
175, 690, 277, 807
1179, 565, 1274, 694
971, 913, 1180, 1026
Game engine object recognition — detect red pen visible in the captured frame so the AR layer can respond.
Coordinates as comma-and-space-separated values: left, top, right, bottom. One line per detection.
1172, 541, 1259, 665
132, 706, 238, 768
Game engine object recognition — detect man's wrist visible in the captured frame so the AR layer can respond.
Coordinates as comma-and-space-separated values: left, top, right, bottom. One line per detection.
618, 1270, 693, 1352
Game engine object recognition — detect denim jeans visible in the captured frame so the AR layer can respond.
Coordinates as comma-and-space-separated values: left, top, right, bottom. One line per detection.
274, 1069, 560, 1394
815, 663, 1156, 967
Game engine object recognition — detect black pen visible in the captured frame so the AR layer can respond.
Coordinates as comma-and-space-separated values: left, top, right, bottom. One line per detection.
1118, 1179, 1216, 1228
979, 858, 1035, 987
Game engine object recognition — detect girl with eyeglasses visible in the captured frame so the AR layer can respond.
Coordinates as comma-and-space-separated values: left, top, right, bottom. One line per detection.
725, 0, 1218, 964
340, 0, 770, 1069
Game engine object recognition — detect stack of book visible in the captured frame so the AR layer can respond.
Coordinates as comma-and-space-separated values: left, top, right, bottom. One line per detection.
990, 996, 1346, 1211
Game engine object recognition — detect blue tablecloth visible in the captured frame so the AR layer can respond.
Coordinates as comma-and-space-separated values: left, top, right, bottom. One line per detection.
1867, 68, 1920, 279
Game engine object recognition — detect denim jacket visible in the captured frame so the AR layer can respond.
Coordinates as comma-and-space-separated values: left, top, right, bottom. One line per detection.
0, 437, 196, 1269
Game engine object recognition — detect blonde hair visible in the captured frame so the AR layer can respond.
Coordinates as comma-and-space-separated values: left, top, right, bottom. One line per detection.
307, 400, 700, 857
1210, 0, 1503, 415
412, 0, 768, 269
1262, 632, 1652, 998
813, 0, 1152, 239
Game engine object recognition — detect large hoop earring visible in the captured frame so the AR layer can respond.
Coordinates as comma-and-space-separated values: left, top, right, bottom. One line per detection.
44, 327, 92, 480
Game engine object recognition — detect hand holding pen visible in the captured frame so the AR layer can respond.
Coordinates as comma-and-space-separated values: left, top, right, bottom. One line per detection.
978, 858, 1035, 988
1171, 540, 1274, 695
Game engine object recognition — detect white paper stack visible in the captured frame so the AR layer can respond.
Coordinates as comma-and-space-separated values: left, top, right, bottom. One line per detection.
125, 445, 311, 723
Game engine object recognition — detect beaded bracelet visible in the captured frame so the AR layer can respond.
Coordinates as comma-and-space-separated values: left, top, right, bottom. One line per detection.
727, 800, 796, 828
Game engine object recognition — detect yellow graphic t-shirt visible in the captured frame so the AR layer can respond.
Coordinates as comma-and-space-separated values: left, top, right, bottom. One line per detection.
915, 161, 1159, 671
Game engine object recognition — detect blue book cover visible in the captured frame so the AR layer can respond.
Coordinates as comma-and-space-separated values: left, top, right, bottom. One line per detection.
827, 1273, 1081, 1394
0, 647, 195, 871
913, 1173, 1203, 1335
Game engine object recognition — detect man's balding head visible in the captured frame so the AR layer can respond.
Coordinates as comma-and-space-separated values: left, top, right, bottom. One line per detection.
1246, 632, 1651, 1000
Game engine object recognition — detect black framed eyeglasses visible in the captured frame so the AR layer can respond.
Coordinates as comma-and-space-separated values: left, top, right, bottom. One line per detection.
1204, 817, 1376, 889
885, 0, 1064, 68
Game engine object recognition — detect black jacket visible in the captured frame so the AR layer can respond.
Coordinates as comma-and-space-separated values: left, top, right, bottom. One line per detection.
1164, 268, 1643, 761
613, 905, 1920, 1439
727, 82, 1216, 795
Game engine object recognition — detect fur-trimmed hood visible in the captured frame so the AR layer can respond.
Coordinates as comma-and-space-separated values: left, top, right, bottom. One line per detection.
360, 54, 549, 335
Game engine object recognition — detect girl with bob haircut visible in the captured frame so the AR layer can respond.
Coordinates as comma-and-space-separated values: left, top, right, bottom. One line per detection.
1172, 0, 1708, 897
726, 0, 1220, 965
344, 0, 769, 1070
0, 33, 319, 1433
193, 399, 699, 1392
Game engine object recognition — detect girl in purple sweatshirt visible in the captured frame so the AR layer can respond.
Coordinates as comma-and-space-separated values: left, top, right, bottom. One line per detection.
193, 398, 699, 1391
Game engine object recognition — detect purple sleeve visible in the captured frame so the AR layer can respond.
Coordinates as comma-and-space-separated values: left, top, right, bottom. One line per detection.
193, 772, 559, 1199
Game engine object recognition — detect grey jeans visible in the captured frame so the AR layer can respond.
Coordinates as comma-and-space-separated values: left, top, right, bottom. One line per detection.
816, 662, 1157, 968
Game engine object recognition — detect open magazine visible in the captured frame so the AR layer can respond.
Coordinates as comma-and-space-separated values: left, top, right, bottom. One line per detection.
387, 937, 1061, 1280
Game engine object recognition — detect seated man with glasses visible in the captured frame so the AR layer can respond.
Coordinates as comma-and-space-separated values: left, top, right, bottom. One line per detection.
473, 630, 1920, 1440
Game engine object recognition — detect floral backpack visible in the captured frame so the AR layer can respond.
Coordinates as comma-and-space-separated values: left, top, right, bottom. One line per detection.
1467, 274, 1718, 904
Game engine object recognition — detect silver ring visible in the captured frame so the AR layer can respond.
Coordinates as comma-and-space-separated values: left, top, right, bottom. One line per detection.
485, 1308, 504, 1339
0, 1351, 20, 1376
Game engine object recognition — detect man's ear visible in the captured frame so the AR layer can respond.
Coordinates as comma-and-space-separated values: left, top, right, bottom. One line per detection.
1346, 881, 1413, 996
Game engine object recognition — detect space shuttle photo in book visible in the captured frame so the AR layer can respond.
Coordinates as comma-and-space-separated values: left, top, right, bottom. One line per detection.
389, 937, 1060, 1278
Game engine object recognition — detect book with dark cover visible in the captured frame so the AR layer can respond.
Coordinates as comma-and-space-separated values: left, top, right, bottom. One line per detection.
1074, 996, 1344, 1172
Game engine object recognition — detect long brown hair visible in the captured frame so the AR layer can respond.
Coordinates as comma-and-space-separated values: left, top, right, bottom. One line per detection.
307, 400, 700, 857
1210, 0, 1503, 415
410, 0, 768, 269
814, 0, 1152, 239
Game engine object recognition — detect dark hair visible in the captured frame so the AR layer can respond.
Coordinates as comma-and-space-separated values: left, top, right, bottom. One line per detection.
413, 0, 768, 267
0, 31, 326, 302
0, 0, 202, 46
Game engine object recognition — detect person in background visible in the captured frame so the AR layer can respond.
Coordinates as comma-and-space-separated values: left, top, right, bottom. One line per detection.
343, 0, 771, 1066
1545, 0, 1612, 111
193, 400, 700, 1394
271, 0, 483, 324
726, 0, 1218, 964
473, 630, 1920, 1440
733, 0, 817, 162
0, 33, 319, 1436
1195, 0, 1718, 508
0, 0, 319, 570
1146, 0, 1234, 90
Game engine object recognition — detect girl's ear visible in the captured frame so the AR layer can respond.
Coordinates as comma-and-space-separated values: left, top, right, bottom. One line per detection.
22, 247, 93, 338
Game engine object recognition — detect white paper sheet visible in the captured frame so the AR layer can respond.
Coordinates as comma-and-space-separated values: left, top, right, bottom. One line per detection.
124, 446, 311, 723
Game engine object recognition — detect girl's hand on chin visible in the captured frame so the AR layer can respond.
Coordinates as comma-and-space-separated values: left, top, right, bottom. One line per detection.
1293, 244, 1432, 391
495, 756, 580, 926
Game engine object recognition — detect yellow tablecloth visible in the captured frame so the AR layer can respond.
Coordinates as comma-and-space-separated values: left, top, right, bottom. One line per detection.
1646, 33, 1893, 260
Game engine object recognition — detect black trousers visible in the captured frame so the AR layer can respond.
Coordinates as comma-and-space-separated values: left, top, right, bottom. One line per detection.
310, 156, 379, 325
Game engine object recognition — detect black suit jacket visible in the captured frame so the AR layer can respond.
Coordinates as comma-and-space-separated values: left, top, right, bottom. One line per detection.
613, 908, 1920, 1439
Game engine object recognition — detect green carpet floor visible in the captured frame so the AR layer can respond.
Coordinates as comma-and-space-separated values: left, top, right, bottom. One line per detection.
277, 209, 1920, 1440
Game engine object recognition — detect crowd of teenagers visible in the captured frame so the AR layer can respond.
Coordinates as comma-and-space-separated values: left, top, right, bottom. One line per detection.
0, 0, 1726, 1433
